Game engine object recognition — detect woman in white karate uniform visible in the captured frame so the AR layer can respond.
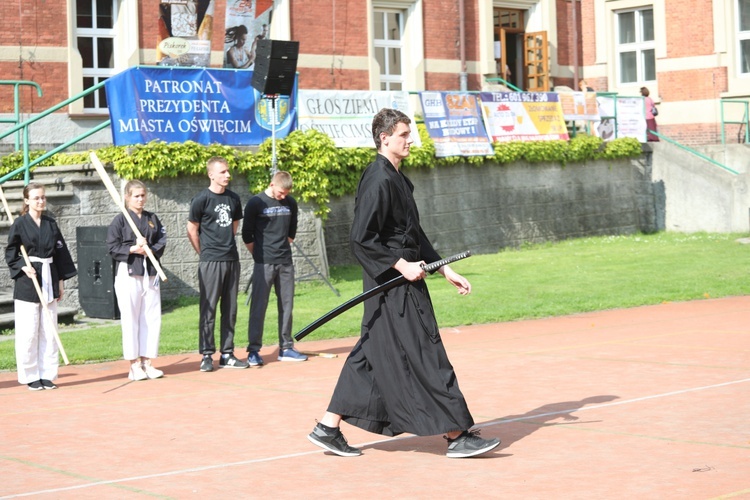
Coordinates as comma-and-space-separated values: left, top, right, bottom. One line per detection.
5, 183, 77, 390
106, 180, 167, 381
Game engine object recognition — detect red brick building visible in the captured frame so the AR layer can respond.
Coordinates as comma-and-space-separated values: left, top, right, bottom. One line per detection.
1, 0, 749, 147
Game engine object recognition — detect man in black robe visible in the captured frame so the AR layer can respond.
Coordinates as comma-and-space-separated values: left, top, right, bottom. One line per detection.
307, 108, 500, 458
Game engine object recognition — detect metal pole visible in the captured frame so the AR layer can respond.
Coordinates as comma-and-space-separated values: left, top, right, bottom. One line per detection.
271, 95, 278, 176
572, 0, 579, 90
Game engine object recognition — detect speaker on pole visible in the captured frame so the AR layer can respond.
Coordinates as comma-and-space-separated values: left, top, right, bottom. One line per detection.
251, 39, 299, 95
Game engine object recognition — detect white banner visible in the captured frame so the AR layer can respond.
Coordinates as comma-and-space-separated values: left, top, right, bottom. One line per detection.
596, 96, 646, 142
297, 90, 421, 148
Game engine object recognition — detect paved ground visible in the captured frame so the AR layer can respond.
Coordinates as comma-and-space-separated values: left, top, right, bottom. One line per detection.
1, 296, 749, 499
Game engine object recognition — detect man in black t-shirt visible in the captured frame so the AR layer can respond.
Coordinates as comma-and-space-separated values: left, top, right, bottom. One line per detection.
187, 156, 248, 372
242, 171, 307, 364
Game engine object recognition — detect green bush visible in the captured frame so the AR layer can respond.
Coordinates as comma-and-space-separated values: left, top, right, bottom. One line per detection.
0, 126, 642, 218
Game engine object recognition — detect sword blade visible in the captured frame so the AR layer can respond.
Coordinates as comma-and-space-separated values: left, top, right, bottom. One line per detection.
294, 251, 471, 341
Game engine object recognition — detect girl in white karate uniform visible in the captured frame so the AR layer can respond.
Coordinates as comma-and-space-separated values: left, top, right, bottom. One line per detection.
106, 180, 167, 381
5, 183, 77, 390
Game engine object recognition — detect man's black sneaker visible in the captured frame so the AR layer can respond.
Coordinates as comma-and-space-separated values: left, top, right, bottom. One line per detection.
27, 380, 44, 391
219, 354, 249, 369
199, 355, 214, 372
307, 423, 362, 457
40, 379, 57, 390
445, 430, 500, 458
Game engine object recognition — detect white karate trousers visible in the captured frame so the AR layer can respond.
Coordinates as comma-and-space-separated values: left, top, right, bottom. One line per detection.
114, 262, 161, 360
15, 299, 59, 384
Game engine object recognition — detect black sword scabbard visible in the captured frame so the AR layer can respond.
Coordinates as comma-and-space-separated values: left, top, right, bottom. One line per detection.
293, 250, 471, 341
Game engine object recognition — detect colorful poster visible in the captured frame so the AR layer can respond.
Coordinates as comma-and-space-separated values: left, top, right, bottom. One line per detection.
156, 0, 215, 67
596, 96, 646, 142
223, 0, 273, 69
104, 67, 297, 146
419, 92, 494, 157
558, 91, 599, 121
297, 90, 421, 148
479, 92, 569, 142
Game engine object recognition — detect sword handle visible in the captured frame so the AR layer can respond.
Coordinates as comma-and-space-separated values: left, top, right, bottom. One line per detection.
422, 250, 472, 273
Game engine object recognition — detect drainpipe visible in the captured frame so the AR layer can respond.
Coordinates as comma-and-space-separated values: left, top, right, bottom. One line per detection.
572, 0, 579, 89
459, 0, 468, 91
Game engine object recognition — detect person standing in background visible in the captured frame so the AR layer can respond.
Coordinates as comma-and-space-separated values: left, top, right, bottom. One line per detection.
6, 183, 77, 390
187, 157, 248, 372
107, 180, 167, 381
243, 171, 307, 366
641, 87, 660, 142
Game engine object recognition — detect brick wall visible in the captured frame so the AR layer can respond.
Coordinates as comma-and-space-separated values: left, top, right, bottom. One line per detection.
666, 0, 714, 58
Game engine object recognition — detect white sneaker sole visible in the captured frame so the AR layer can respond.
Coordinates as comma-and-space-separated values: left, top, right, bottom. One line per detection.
307, 433, 362, 457
446, 439, 501, 458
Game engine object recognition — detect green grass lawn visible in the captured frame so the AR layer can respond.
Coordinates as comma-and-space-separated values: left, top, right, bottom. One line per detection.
1, 232, 748, 370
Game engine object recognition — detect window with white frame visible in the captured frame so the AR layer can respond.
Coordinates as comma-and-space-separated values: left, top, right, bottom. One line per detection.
739, 0, 750, 74
374, 9, 404, 90
76, 0, 117, 111
615, 7, 655, 84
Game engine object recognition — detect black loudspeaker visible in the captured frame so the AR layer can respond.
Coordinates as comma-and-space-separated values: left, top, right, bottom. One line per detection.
76, 226, 119, 320
251, 39, 299, 95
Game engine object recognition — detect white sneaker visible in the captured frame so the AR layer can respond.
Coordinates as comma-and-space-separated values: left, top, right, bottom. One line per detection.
128, 361, 148, 381
142, 359, 164, 379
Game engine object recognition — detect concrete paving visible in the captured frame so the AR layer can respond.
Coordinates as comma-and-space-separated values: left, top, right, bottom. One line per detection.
1, 296, 749, 499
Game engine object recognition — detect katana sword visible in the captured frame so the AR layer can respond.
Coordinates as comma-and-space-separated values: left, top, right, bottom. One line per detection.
294, 250, 471, 341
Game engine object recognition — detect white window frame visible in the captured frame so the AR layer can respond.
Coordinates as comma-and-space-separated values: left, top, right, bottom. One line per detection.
67, 0, 138, 116
373, 9, 405, 90
368, 0, 424, 92
75, 0, 118, 112
615, 7, 656, 85
738, 0, 750, 75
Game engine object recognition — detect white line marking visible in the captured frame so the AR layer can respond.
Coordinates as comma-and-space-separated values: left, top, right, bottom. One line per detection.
3, 377, 749, 499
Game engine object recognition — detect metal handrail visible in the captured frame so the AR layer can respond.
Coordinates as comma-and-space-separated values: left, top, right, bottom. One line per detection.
720, 99, 750, 145
0, 80, 110, 184
647, 129, 739, 175
484, 77, 523, 92
0, 81, 43, 152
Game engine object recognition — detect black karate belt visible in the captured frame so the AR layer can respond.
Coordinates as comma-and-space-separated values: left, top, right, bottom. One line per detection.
294, 250, 472, 342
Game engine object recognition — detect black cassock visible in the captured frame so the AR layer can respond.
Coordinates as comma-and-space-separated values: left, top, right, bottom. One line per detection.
5, 214, 77, 303
327, 154, 474, 437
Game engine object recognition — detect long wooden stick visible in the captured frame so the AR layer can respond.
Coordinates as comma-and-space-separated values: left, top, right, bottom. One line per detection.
89, 152, 167, 282
0, 186, 69, 365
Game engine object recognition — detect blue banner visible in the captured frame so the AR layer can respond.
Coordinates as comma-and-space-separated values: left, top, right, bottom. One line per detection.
105, 67, 296, 146
419, 91, 493, 157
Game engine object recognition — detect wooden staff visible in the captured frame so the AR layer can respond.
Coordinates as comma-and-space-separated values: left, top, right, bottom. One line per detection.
0, 185, 69, 365
89, 152, 168, 282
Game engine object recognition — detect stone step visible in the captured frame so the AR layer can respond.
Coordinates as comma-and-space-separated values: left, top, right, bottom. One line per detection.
0, 163, 105, 226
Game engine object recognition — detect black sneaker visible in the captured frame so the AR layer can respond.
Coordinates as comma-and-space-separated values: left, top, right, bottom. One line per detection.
199, 355, 214, 372
27, 380, 44, 391
40, 379, 57, 390
307, 423, 362, 457
445, 430, 500, 458
219, 354, 249, 369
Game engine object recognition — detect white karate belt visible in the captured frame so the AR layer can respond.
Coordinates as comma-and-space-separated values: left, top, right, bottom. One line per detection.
28, 256, 54, 303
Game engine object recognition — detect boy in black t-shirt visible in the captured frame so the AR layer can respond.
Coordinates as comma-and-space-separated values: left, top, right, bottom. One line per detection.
243, 171, 307, 365
187, 156, 248, 372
